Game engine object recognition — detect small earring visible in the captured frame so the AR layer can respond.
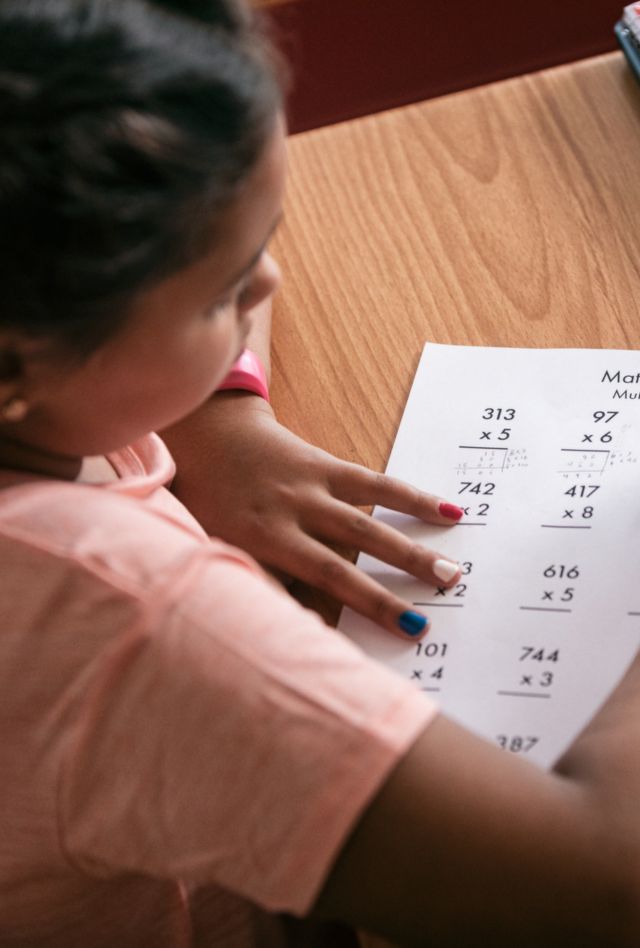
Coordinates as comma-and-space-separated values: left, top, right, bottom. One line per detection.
1, 397, 28, 423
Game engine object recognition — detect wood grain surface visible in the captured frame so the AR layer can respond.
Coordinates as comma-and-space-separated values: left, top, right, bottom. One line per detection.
272, 52, 640, 457
268, 53, 640, 946
270, 52, 640, 631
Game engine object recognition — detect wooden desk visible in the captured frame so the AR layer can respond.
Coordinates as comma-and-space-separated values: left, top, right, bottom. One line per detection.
271, 50, 640, 628
270, 52, 640, 946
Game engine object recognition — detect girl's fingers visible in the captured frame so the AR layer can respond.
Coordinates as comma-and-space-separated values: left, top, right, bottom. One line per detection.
279, 535, 432, 641
328, 463, 463, 525
313, 499, 462, 588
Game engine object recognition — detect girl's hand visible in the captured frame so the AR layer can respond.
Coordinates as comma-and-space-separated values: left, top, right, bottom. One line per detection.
161, 394, 463, 641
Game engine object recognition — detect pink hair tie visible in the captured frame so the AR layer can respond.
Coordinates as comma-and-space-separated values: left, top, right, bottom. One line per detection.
217, 349, 270, 402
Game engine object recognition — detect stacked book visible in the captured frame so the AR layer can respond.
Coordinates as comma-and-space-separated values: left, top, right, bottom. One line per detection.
616, 4, 640, 77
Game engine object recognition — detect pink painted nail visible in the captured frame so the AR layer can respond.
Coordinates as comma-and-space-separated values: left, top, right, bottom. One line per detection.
439, 502, 464, 521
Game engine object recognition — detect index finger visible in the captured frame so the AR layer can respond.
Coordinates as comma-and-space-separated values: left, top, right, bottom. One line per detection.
328, 464, 464, 525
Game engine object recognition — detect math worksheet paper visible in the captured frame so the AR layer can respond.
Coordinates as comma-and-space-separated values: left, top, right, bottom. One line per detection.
338, 344, 640, 768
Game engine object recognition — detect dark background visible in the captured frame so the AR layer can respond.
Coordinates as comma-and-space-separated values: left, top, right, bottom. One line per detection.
262, 0, 624, 133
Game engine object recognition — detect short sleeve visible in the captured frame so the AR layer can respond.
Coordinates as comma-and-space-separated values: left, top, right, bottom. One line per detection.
59, 548, 436, 915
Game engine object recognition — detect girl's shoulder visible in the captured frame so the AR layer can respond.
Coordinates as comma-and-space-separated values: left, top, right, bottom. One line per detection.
0, 435, 260, 602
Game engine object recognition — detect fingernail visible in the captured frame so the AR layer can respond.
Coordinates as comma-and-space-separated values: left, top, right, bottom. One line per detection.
398, 610, 429, 636
433, 558, 459, 582
439, 502, 464, 521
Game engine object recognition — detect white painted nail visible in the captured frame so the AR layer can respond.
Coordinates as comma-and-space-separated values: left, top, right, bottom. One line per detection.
433, 559, 459, 582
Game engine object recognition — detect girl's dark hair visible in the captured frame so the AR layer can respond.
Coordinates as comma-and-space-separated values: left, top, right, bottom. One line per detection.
0, 0, 283, 352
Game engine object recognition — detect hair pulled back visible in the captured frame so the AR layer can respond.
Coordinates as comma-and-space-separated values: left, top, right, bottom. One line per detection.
0, 0, 282, 351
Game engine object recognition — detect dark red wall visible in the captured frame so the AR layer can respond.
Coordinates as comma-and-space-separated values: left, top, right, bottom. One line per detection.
264, 0, 623, 132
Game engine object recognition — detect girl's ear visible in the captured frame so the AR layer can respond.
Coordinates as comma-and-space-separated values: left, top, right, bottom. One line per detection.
0, 334, 37, 425
0, 396, 28, 423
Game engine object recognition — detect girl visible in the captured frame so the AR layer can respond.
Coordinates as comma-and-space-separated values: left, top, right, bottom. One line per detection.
0, 1, 638, 946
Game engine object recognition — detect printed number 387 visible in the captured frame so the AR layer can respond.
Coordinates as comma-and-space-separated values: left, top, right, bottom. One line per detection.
496, 735, 539, 753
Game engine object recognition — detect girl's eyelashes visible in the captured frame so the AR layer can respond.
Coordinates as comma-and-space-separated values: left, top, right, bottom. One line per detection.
205, 270, 255, 319
235, 269, 255, 300
236, 280, 255, 308
204, 298, 232, 319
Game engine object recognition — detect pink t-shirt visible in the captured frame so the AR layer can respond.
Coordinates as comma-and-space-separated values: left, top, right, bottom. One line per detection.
0, 435, 436, 947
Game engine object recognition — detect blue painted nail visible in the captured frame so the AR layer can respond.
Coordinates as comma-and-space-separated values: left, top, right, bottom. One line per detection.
398, 610, 429, 636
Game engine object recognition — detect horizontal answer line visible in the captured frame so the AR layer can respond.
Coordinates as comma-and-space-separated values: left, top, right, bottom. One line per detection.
560, 448, 609, 454
458, 522, 488, 527
421, 687, 441, 693
497, 691, 552, 699
519, 606, 572, 613
628, 612, 640, 616
541, 525, 592, 529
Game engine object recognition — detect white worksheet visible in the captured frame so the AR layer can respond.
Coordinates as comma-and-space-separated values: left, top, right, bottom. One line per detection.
338, 344, 640, 768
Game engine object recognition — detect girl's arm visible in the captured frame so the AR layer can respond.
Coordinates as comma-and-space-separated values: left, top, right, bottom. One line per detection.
160, 295, 465, 640
314, 651, 640, 947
